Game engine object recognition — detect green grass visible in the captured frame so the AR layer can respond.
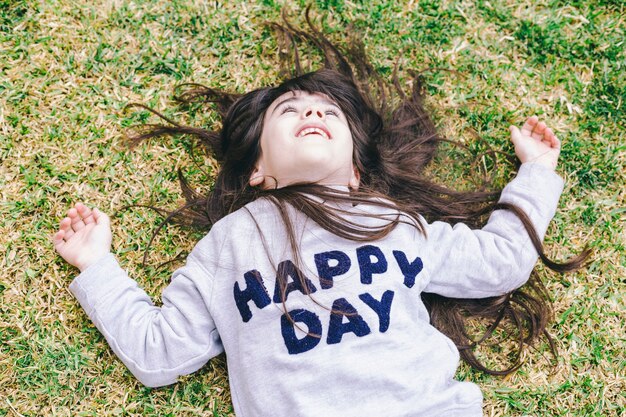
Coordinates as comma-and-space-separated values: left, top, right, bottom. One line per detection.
1, 0, 624, 416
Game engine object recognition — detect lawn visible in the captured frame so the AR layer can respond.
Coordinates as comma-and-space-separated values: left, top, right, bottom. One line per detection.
1, 0, 624, 416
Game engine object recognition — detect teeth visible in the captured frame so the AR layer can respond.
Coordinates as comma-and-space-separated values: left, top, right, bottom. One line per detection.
297, 127, 329, 139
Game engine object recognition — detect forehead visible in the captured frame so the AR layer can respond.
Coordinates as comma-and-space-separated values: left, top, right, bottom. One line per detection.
268, 90, 338, 111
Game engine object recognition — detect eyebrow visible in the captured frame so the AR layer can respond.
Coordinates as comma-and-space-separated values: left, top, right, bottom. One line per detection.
270, 95, 341, 116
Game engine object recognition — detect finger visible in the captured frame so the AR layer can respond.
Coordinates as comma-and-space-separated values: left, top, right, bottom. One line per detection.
70, 209, 87, 232
521, 116, 538, 137
509, 125, 523, 147
58, 217, 72, 233
64, 226, 75, 240
92, 208, 110, 227
53, 230, 66, 249
531, 121, 547, 140
550, 128, 560, 147
59, 216, 76, 240
76, 203, 96, 225
543, 127, 559, 148
66, 207, 79, 220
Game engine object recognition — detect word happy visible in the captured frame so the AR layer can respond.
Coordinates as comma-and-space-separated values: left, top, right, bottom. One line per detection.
233, 245, 424, 354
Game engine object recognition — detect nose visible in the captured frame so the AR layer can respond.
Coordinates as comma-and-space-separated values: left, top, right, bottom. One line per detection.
303, 105, 325, 120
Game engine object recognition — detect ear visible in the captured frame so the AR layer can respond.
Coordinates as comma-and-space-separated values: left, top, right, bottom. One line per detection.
348, 166, 361, 190
249, 164, 265, 187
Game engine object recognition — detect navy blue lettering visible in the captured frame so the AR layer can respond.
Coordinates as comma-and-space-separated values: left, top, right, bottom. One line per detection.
233, 270, 271, 322
393, 250, 423, 288
356, 245, 388, 284
273, 260, 318, 303
327, 298, 371, 344
314, 250, 351, 289
359, 291, 395, 332
281, 309, 322, 355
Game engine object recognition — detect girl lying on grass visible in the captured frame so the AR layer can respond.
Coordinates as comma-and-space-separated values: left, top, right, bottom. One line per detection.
53, 16, 586, 417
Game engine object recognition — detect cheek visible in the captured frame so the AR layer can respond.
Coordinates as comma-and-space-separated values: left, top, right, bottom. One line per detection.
259, 133, 284, 163
344, 130, 356, 158
348, 135, 365, 167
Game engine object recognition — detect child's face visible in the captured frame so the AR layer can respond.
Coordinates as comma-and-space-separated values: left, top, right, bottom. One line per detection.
250, 90, 359, 189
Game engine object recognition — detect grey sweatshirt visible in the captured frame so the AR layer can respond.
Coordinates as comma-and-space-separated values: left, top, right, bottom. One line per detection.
69, 163, 564, 417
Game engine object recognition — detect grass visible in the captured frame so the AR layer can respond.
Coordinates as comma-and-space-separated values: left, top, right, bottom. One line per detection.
1, 0, 624, 416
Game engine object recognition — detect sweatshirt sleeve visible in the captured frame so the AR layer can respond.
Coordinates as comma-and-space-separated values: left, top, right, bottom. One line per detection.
68, 238, 224, 388
422, 163, 564, 298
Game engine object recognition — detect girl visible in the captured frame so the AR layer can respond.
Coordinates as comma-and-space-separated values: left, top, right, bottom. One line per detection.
53, 17, 585, 417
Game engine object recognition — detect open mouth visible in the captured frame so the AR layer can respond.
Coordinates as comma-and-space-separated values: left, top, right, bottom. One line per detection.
296, 126, 331, 140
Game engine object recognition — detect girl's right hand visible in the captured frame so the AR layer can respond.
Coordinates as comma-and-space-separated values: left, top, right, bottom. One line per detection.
53, 203, 112, 272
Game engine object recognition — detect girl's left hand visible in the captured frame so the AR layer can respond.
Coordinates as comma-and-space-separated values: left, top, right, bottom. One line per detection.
509, 116, 561, 170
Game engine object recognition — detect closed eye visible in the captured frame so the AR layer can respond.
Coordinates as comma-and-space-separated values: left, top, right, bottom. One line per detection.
279, 105, 297, 115
325, 108, 341, 117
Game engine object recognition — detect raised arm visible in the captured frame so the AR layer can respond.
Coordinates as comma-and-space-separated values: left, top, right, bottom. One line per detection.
423, 117, 563, 298
54, 204, 223, 387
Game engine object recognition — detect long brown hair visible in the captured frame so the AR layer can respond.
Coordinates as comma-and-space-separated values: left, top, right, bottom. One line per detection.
126, 9, 589, 375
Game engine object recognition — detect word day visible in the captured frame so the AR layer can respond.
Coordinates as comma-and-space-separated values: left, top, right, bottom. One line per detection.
232, 245, 424, 354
